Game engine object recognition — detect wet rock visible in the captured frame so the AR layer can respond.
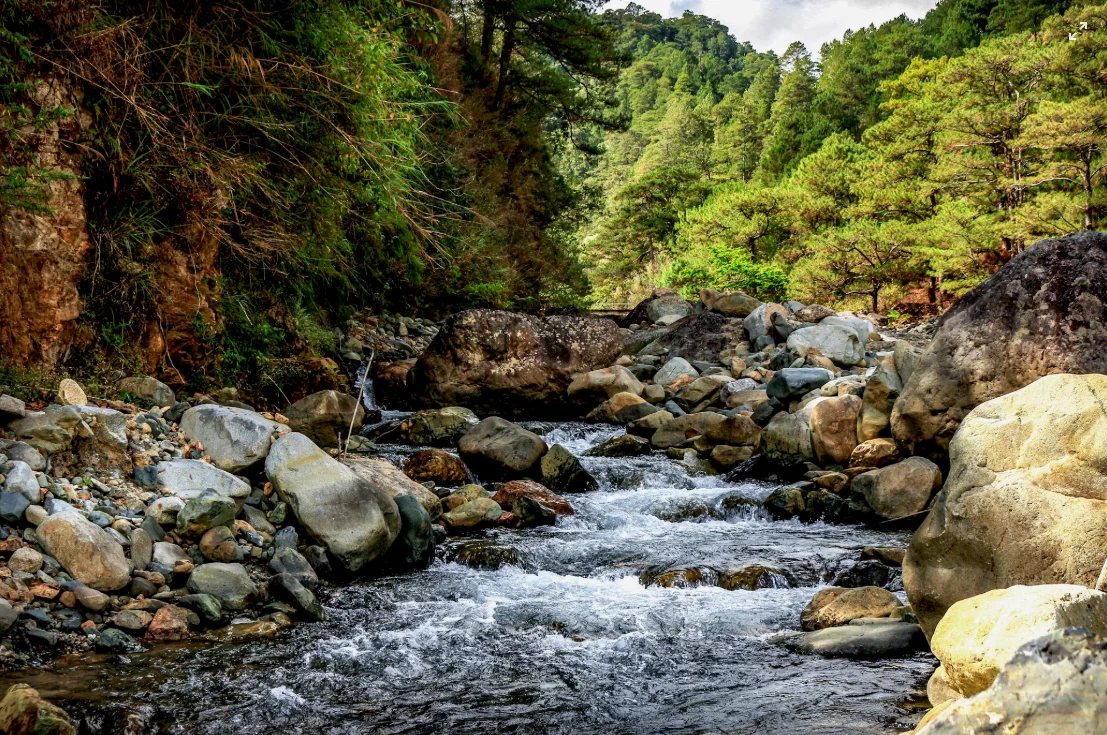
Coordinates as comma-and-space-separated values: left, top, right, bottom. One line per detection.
385, 494, 435, 568
761, 412, 815, 467
568, 366, 644, 405
266, 433, 399, 572
403, 449, 468, 486
831, 559, 900, 589
37, 513, 130, 591
586, 434, 650, 457
709, 445, 754, 469
786, 324, 863, 366
916, 628, 1107, 734
443, 540, 519, 570
442, 484, 489, 512
116, 376, 175, 407
0, 683, 75, 735
539, 444, 597, 494
861, 547, 905, 566
269, 573, 325, 622
719, 565, 790, 591
8, 405, 82, 454
176, 490, 236, 539
269, 547, 318, 589
343, 456, 443, 521
640, 566, 715, 589
492, 479, 573, 515
397, 407, 479, 446
146, 604, 191, 641
458, 417, 547, 480
766, 368, 834, 402
156, 458, 250, 500
653, 357, 699, 387
789, 620, 927, 659
179, 593, 223, 623
931, 585, 1107, 698
283, 390, 364, 448
179, 405, 287, 473
187, 563, 258, 610
800, 587, 901, 630
849, 438, 899, 468
512, 495, 557, 527
650, 412, 726, 449
408, 310, 623, 418
763, 487, 806, 520
97, 627, 141, 653
851, 456, 941, 522
587, 392, 647, 423
439, 497, 503, 531
809, 395, 861, 465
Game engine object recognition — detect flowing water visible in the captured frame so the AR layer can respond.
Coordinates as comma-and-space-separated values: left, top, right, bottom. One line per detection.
4, 421, 934, 734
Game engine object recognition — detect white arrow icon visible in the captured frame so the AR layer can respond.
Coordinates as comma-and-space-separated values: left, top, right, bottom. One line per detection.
1081, 21, 1089, 30
1070, 32, 1078, 40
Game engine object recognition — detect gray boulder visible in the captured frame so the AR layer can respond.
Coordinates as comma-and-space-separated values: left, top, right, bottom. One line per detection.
397, 406, 479, 446
283, 390, 364, 448
458, 417, 548, 480
117, 376, 176, 407
156, 458, 250, 500
180, 404, 288, 472
646, 293, 693, 323
4, 460, 39, 503
8, 405, 82, 454
786, 324, 864, 366
744, 303, 789, 343
37, 512, 131, 591
766, 368, 834, 402
187, 562, 258, 610
653, 357, 699, 387
539, 443, 598, 494
265, 432, 400, 572
789, 620, 928, 659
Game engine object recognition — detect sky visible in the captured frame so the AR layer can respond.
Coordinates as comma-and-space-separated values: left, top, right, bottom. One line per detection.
603, 0, 940, 55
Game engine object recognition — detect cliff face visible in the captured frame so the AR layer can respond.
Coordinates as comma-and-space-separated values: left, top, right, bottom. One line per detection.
0, 76, 91, 367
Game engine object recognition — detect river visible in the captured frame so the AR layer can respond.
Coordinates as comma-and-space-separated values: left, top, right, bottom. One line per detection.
3, 420, 934, 734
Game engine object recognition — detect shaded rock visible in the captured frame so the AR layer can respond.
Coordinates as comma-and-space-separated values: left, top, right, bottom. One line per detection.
442, 541, 519, 570
809, 395, 861, 466
8, 405, 82, 454
568, 366, 644, 405
650, 412, 726, 449
0, 441, 44, 471
403, 449, 468, 486
283, 390, 364, 448
930, 585, 1107, 698
409, 310, 623, 419
763, 487, 806, 520
852, 456, 941, 522
343, 456, 443, 521
116, 376, 175, 407
512, 495, 557, 526
858, 366, 901, 442
789, 621, 927, 659
492, 479, 574, 515
831, 559, 900, 589
585, 434, 650, 458
718, 565, 790, 591
587, 392, 647, 423
199, 526, 242, 562
904, 374, 1107, 637
175, 490, 236, 539
0, 684, 75, 735
440, 497, 502, 531
626, 410, 673, 437
674, 374, 734, 411
765, 368, 834, 402
641, 312, 746, 363
269, 547, 318, 589
800, 586, 901, 630
266, 433, 400, 572
892, 231, 1107, 453
269, 573, 325, 622
37, 513, 130, 591
652, 357, 699, 387
180, 405, 286, 473
744, 303, 789, 343
458, 417, 547, 480
179, 593, 222, 623
156, 458, 250, 500
396, 406, 479, 446
786, 324, 863, 366
709, 444, 754, 468
539, 444, 597, 494
386, 494, 435, 568
850, 438, 900, 468
704, 414, 761, 447
761, 412, 815, 467
187, 563, 258, 610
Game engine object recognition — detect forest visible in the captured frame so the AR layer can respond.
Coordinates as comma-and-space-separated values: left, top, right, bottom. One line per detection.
0, 0, 1103, 389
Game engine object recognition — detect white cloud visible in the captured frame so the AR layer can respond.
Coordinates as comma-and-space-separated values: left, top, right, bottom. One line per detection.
605, 0, 939, 56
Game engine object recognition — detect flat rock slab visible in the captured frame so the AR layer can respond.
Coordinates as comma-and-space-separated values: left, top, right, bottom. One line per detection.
788, 621, 928, 659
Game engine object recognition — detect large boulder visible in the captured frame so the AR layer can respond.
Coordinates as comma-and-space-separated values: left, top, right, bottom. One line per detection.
904, 374, 1107, 637
156, 458, 250, 500
930, 585, 1107, 699
639, 311, 746, 362
265, 433, 400, 572
567, 366, 643, 405
402, 449, 468, 486
180, 405, 287, 473
408, 309, 623, 418
652, 357, 699, 387
283, 390, 364, 448
650, 413, 726, 449
917, 629, 1107, 734
786, 325, 864, 367
458, 417, 547, 480
711, 291, 761, 318
809, 395, 862, 466
761, 411, 815, 467
37, 513, 131, 591
539, 444, 597, 494
187, 563, 258, 610
744, 303, 789, 343
852, 456, 942, 522
7, 405, 82, 454
893, 230, 1107, 454
766, 368, 834, 403
396, 406, 479, 446
342, 456, 443, 521
645, 293, 693, 323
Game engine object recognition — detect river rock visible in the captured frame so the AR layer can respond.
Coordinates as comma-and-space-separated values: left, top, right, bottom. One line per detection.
711, 291, 761, 317
539, 444, 597, 494
704, 414, 761, 447
904, 374, 1107, 637
653, 357, 699, 387
0, 441, 43, 471
403, 449, 468, 486
37, 513, 130, 591
199, 526, 242, 562
266, 433, 400, 572
458, 417, 547, 480
8, 547, 42, 574
809, 395, 861, 465
283, 390, 364, 448
4, 461, 39, 504
568, 366, 644, 405
8, 405, 82, 454
675, 374, 734, 411
440, 496, 502, 530
645, 293, 693, 323
384, 494, 435, 569
586, 434, 650, 457
650, 412, 726, 449
116, 376, 175, 407
147, 604, 191, 641
917, 628, 1107, 734
408, 310, 622, 418
342, 456, 442, 521
766, 368, 834, 402
800, 586, 902, 631
790, 620, 928, 659
187, 563, 258, 610
0, 684, 75, 735
180, 405, 287, 473
744, 303, 789, 342
930, 585, 1107, 698
587, 392, 647, 423
893, 231, 1107, 453
761, 412, 815, 467
146, 496, 185, 525
152, 541, 189, 568
156, 458, 250, 500
492, 479, 573, 515
786, 324, 863, 366
397, 406, 479, 446
640, 311, 746, 363
850, 438, 900, 468
858, 366, 901, 442
626, 409, 673, 436
270, 573, 325, 622
175, 490, 236, 538
852, 456, 941, 522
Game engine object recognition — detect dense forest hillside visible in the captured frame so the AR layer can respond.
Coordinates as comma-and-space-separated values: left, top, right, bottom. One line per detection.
577, 0, 1100, 315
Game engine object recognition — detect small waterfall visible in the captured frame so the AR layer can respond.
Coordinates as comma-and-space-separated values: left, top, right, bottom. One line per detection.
355, 362, 378, 411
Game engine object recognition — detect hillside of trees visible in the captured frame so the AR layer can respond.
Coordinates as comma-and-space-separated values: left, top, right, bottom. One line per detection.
577, 0, 1106, 317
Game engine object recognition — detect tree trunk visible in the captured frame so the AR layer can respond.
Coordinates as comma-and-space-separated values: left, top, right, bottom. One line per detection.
493, 14, 516, 110
480, 0, 496, 68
